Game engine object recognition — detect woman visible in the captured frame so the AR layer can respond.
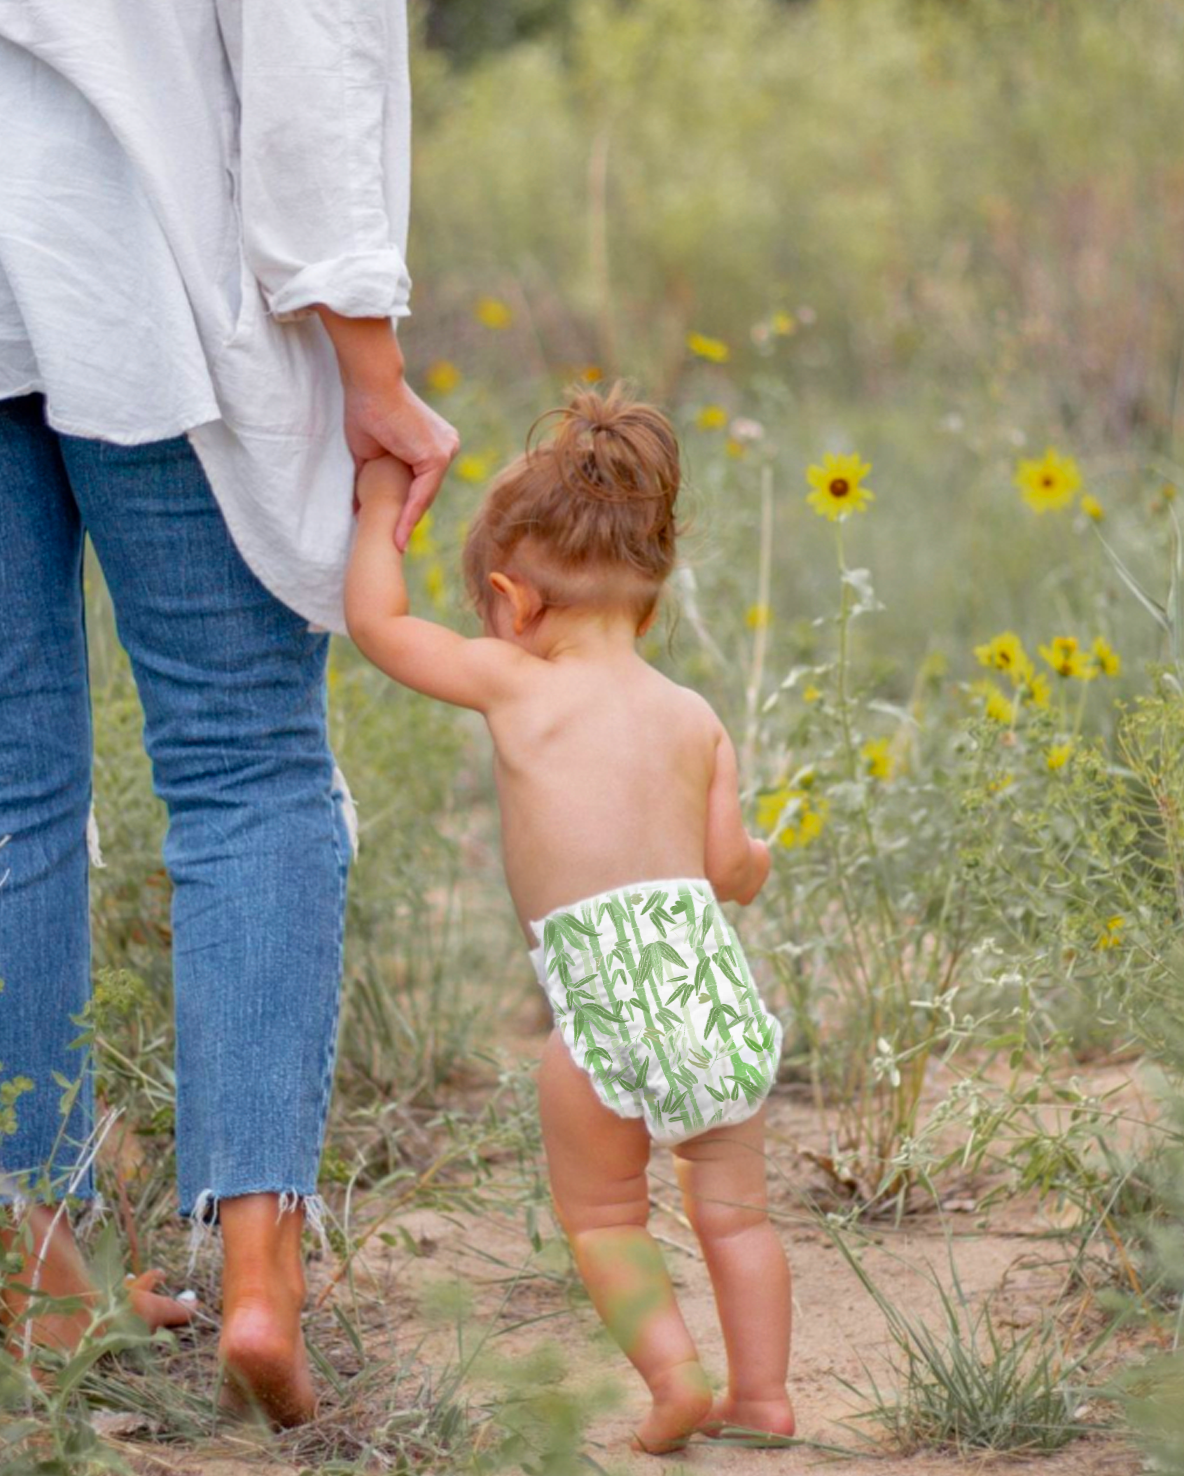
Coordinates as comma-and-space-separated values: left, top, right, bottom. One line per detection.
0, 0, 455, 1423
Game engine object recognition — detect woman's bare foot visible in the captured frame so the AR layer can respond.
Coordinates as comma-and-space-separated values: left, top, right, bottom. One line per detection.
1, 1208, 195, 1355
217, 1194, 316, 1428
698, 1391, 796, 1445
219, 1295, 316, 1427
629, 1359, 713, 1455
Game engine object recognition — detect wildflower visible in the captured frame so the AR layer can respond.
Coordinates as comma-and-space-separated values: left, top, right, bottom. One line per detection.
474, 297, 513, 329
687, 331, 730, 363
426, 360, 461, 394
455, 453, 495, 484
861, 737, 895, 781
806, 453, 874, 522
1015, 448, 1082, 512
987, 773, 1015, 795
975, 681, 1016, 725
1046, 742, 1074, 771
579, 364, 603, 383
1039, 636, 1096, 680
725, 437, 747, 460
803, 684, 823, 704
1020, 672, 1051, 708
1080, 493, 1104, 521
407, 511, 437, 561
1096, 915, 1124, 950
746, 603, 771, 630
731, 417, 765, 443
425, 562, 447, 611
771, 310, 796, 336
1092, 637, 1121, 677
756, 785, 827, 849
974, 630, 1032, 685
696, 404, 728, 431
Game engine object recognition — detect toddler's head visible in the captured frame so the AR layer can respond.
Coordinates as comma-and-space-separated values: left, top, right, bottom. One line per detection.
463, 382, 681, 643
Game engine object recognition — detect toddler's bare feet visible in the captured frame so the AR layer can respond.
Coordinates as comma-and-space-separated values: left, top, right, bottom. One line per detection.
698, 1391, 796, 1445
629, 1359, 713, 1455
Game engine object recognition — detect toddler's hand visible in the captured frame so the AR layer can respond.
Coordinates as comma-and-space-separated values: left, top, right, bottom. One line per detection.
356, 455, 413, 513
743, 837, 771, 904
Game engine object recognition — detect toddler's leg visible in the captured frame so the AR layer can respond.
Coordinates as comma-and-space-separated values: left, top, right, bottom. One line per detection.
672, 1105, 794, 1442
537, 1030, 712, 1453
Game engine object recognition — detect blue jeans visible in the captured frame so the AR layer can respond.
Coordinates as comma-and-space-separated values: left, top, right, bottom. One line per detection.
0, 395, 351, 1218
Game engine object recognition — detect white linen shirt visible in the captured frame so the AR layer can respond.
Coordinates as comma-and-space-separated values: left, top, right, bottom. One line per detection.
0, 1, 412, 633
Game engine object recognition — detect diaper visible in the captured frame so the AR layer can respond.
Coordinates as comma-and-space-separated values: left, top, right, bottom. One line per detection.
529, 878, 783, 1147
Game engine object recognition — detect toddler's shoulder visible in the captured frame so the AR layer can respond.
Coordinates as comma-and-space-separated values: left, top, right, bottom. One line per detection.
650, 671, 726, 742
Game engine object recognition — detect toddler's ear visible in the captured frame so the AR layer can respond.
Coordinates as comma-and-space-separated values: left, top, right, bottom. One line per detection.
488, 572, 543, 636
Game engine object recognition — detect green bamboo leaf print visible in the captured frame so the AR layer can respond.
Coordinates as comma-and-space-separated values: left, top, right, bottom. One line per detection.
656, 941, 686, 967
694, 956, 714, 992
635, 942, 661, 989
654, 1006, 682, 1029
703, 1001, 740, 1040
559, 912, 600, 942
696, 903, 715, 947
723, 1073, 763, 1103
743, 1032, 764, 1053
583, 1046, 613, 1068
640, 890, 666, 917
703, 1082, 727, 1102
674, 1067, 698, 1089
712, 947, 745, 990
664, 977, 694, 1007
662, 1087, 687, 1114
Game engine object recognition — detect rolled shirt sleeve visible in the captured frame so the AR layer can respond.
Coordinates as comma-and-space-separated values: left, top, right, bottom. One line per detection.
219, 0, 412, 322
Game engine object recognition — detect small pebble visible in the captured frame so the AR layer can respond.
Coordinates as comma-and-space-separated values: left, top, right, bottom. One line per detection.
177, 1289, 198, 1305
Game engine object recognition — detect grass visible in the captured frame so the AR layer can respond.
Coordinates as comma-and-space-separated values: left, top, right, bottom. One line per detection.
829, 1225, 1113, 1455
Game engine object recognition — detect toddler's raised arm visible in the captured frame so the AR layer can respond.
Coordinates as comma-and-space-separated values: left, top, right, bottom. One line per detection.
345, 457, 531, 713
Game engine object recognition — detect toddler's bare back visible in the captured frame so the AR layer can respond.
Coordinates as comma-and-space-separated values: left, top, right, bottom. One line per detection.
487, 648, 721, 934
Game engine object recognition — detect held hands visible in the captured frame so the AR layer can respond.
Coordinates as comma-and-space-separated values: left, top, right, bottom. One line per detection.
316, 308, 459, 550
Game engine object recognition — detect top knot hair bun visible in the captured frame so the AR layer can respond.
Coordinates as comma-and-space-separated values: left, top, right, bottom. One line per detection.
536, 381, 681, 511
462, 379, 684, 624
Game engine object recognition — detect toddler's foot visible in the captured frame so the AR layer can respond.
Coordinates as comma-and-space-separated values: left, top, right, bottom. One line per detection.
699, 1392, 796, 1445
630, 1359, 713, 1455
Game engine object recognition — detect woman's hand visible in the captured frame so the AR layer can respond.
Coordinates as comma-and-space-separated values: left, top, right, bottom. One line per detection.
315, 308, 460, 550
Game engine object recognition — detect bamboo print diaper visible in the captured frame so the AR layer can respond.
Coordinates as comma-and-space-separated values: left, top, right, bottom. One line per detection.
529, 879, 783, 1147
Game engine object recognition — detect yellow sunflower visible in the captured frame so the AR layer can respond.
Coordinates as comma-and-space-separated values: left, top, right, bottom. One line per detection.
861, 737, 895, 781
455, 452, 496, 484
696, 404, 729, 431
474, 297, 513, 330
973, 631, 1033, 686
806, 453, 875, 522
756, 785, 828, 850
1092, 637, 1121, 678
407, 511, 437, 561
426, 360, 461, 395
687, 332, 730, 363
973, 681, 1016, 725
1015, 448, 1082, 513
1096, 915, 1124, 950
1039, 636, 1096, 681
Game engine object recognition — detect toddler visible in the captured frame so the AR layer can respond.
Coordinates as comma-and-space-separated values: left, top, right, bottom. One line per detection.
345, 384, 794, 1453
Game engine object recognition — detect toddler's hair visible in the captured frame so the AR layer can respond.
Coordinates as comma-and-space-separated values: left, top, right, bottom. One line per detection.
462, 381, 681, 625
